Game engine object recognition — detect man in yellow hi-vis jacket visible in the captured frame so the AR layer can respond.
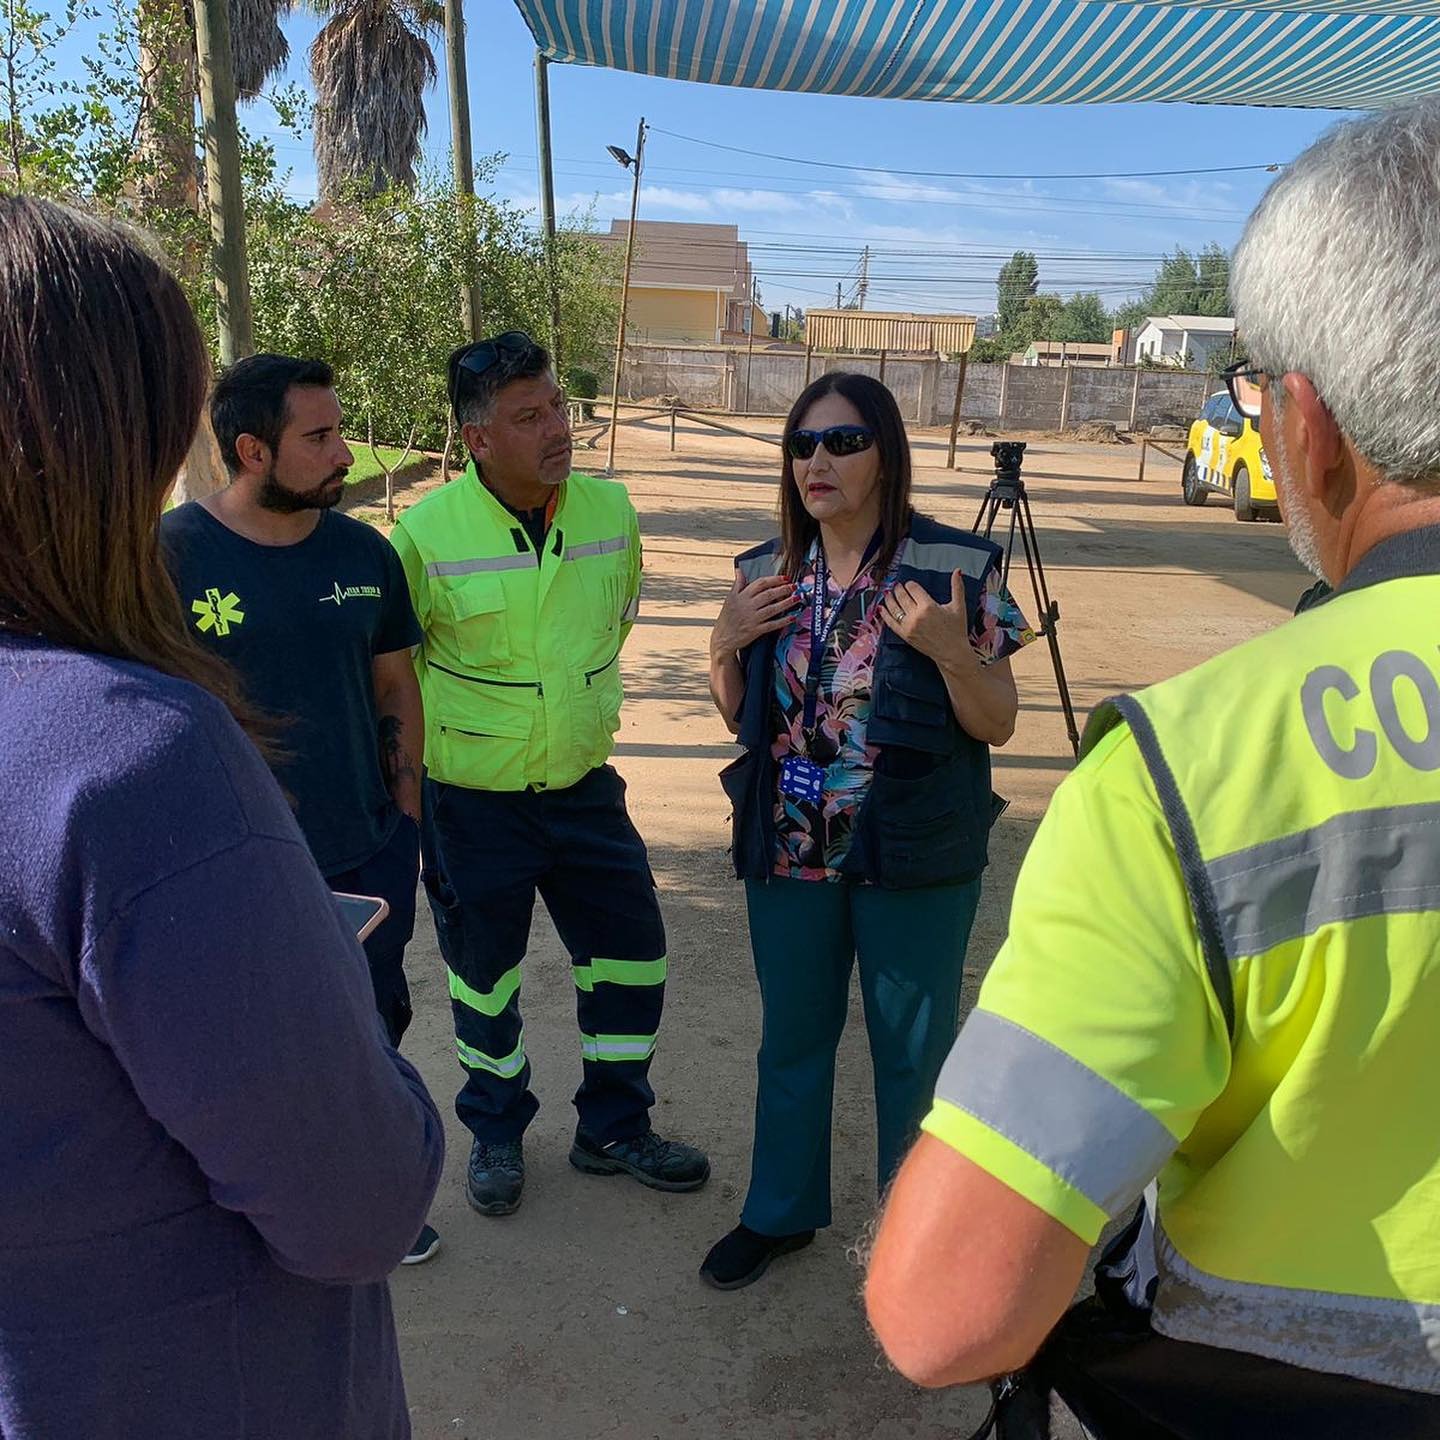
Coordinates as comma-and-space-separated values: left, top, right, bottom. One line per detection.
391, 333, 708, 1217
867, 102, 1440, 1436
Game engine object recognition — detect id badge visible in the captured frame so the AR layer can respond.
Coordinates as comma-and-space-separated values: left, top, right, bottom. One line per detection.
779, 754, 825, 804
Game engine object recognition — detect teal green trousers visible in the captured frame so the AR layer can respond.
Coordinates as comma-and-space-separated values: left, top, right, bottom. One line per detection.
740, 875, 982, 1237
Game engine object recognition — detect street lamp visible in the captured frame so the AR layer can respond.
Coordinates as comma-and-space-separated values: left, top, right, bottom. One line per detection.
606, 117, 646, 476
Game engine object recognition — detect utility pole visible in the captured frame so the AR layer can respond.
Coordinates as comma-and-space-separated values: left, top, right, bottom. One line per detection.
605, 117, 646, 476
534, 49, 562, 366
857, 244, 870, 310
192, 0, 253, 365
444, 0, 481, 340
836, 282, 842, 308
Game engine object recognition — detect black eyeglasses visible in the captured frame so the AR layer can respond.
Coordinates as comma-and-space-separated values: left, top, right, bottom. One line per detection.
1221, 360, 1270, 422
447, 331, 537, 403
784, 425, 876, 461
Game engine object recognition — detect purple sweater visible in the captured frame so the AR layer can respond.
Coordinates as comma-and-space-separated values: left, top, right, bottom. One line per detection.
0, 632, 444, 1440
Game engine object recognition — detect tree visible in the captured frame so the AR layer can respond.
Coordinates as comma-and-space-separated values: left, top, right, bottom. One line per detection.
303, 0, 443, 199
229, 0, 289, 98
1195, 243, 1231, 316
1145, 245, 1232, 318
1016, 291, 1064, 346
1056, 291, 1111, 344
996, 250, 1038, 339
968, 336, 1010, 363
1111, 297, 1148, 333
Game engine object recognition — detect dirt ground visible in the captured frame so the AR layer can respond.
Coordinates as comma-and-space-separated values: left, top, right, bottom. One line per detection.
346, 413, 1307, 1440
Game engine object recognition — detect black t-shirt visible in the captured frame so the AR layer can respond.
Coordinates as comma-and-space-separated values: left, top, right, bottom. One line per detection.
160, 503, 422, 875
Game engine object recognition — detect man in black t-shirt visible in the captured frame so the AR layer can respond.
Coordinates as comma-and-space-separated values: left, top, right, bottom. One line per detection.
161, 354, 439, 1264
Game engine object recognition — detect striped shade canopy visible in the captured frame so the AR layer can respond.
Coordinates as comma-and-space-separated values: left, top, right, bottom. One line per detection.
512, 0, 1440, 108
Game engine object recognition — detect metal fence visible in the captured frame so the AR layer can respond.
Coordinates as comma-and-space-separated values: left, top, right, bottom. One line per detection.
611, 342, 1217, 433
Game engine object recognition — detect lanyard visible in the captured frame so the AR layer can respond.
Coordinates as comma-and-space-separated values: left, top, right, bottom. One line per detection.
802, 529, 884, 736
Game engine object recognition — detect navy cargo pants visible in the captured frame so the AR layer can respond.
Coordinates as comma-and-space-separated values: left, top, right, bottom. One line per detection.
421, 764, 667, 1145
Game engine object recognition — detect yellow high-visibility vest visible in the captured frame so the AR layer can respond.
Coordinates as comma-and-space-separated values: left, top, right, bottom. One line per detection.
926, 527, 1440, 1394
391, 464, 640, 792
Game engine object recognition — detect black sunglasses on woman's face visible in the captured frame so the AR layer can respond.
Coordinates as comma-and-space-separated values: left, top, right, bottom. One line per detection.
784, 425, 876, 460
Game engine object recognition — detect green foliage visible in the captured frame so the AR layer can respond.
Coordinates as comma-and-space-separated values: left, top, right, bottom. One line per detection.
1145, 244, 1231, 317
1, 0, 617, 454
968, 336, 1010, 363
245, 158, 618, 449
1207, 342, 1245, 375
1008, 291, 1064, 348
1055, 291, 1112, 344
1110, 297, 1148, 333
566, 367, 600, 399
995, 250, 1038, 339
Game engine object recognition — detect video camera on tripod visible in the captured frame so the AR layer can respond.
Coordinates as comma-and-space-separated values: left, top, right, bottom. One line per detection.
973, 440, 1080, 757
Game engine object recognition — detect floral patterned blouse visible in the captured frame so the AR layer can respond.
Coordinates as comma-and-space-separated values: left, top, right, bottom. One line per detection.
770, 540, 1035, 882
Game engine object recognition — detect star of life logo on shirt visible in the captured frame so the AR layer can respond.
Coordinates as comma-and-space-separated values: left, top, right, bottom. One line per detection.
319, 581, 383, 605
191, 587, 245, 636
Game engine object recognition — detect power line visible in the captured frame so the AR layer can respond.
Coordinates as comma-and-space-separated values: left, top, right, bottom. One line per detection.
650, 127, 1286, 183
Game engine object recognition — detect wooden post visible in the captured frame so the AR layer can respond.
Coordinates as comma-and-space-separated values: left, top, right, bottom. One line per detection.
605, 117, 645, 475
998, 363, 1011, 431
444, 0, 480, 339
804, 340, 814, 388
742, 325, 755, 414
1059, 364, 1074, 431
192, 0, 253, 364
669, 406, 677, 452
1138, 437, 1149, 484
946, 354, 969, 469
1129, 368, 1142, 432
534, 50, 561, 364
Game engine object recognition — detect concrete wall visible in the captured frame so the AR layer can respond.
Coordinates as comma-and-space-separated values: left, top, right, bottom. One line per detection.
613, 343, 1218, 432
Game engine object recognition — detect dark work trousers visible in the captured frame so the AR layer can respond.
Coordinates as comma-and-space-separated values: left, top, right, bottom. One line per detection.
740, 874, 981, 1237
326, 815, 421, 1048
421, 765, 667, 1145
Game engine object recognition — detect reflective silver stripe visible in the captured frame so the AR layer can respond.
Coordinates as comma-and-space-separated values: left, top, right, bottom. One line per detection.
426, 554, 538, 577
736, 550, 782, 585
1206, 802, 1440, 959
1153, 1223, 1440, 1395
579, 1034, 657, 1062
620, 595, 640, 623
934, 1009, 1176, 1217
898, 539, 992, 579
565, 535, 630, 561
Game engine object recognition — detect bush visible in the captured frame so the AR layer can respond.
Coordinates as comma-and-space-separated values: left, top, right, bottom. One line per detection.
566, 367, 599, 399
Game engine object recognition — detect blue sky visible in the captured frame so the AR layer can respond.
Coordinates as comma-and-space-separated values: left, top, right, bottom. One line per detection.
57, 0, 1350, 317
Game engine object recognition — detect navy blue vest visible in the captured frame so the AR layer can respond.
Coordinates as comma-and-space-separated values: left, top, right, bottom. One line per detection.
720, 513, 1004, 889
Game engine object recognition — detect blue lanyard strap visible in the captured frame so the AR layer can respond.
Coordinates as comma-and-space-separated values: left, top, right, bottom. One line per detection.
802, 529, 884, 737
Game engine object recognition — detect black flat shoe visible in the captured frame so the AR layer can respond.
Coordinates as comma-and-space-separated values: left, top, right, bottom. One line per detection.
699, 1223, 815, 1291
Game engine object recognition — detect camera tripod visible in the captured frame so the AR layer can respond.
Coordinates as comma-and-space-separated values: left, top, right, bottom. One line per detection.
973, 442, 1080, 758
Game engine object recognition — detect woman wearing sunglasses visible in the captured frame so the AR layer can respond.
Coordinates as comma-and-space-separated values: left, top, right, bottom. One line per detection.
702, 372, 1034, 1290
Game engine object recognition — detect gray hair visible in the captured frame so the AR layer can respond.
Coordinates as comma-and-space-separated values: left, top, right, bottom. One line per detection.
448, 333, 553, 428
1231, 99, 1440, 485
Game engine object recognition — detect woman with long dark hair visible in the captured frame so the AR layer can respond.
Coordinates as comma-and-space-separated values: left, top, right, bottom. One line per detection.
0, 195, 443, 1438
702, 372, 1033, 1290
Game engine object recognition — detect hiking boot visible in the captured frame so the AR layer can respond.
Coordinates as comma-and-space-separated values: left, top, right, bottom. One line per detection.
466, 1137, 524, 1216
700, 1224, 815, 1290
400, 1223, 441, 1266
569, 1127, 710, 1192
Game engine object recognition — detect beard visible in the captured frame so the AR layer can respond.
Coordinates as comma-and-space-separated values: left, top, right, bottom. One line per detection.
1273, 427, 1327, 581
257, 463, 347, 514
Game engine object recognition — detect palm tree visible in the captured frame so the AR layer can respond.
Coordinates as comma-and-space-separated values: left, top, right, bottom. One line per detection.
223, 0, 442, 198
305, 0, 442, 198
229, 0, 290, 98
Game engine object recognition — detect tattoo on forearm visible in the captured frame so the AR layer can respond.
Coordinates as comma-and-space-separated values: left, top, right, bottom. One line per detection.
378, 715, 418, 789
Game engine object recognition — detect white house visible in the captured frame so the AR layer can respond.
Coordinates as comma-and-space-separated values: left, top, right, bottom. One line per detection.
1131, 315, 1237, 369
